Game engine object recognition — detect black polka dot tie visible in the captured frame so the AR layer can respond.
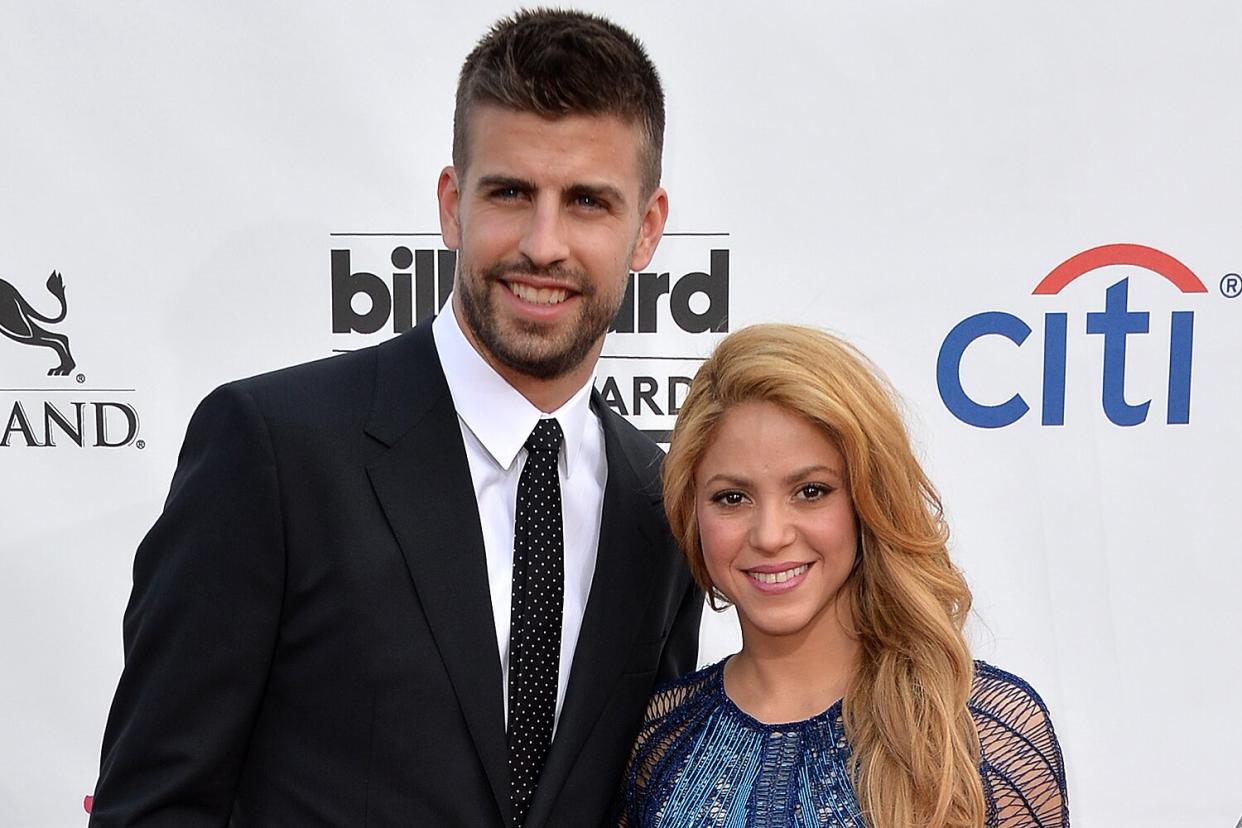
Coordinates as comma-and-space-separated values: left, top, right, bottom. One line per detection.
508, 418, 564, 827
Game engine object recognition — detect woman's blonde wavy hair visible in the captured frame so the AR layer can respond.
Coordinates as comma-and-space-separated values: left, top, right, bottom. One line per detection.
663, 323, 985, 828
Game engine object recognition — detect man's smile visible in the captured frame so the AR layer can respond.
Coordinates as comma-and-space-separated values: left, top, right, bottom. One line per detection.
505, 281, 573, 306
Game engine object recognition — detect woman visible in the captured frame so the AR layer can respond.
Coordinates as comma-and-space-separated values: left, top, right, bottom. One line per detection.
620, 324, 1067, 828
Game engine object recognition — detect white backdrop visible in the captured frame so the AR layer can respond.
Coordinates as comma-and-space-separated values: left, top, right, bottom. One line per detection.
3, 2, 1240, 825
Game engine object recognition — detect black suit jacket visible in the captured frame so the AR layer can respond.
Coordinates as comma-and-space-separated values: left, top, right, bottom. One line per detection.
91, 319, 702, 827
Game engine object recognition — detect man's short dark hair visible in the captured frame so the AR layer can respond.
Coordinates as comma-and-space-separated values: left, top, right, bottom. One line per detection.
453, 8, 665, 198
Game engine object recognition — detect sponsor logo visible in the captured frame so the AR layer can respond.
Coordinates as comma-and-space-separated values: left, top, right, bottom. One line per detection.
596, 243, 728, 441
332, 245, 458, 335
937, 244, 1208, 428
2, 399, 141, 448
2, 269, 143, 449
329, 232, 730, 441
1, 271, 76, 375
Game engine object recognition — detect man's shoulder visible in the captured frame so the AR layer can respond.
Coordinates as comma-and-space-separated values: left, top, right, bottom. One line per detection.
236, 345, 372, 394
225, 327, 432, 413
593, 395, 666, 495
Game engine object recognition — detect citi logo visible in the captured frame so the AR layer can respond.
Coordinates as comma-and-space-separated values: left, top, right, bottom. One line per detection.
937, 244, 1208, 428
330, 244, 729, 335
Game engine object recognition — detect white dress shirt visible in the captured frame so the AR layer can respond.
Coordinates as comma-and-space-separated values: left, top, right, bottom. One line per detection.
432, 298, 607, 732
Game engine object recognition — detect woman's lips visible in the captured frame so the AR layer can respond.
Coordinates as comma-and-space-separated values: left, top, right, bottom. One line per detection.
744, 562, 812, 593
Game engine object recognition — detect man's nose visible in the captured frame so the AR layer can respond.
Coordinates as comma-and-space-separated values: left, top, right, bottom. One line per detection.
517, 198, 570, 268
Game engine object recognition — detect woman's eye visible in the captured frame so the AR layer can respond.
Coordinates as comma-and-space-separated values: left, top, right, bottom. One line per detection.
797, 483, 829, 501
712, 490, 745, 506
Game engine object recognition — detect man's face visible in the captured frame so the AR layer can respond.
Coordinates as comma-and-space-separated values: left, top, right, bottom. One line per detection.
438, 105, 667, 382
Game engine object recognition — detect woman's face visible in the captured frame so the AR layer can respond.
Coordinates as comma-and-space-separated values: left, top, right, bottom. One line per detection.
695, 400, 859, 644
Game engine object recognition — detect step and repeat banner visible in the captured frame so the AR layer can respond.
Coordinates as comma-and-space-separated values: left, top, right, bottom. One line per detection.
3, 2, 1239, 825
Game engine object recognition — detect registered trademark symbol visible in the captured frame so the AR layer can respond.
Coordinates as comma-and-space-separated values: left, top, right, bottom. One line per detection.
76, 373, 85, 383
135, 440, 146, 450
1221, 273, 1242, 299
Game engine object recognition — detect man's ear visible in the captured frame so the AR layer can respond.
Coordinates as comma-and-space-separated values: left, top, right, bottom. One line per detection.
438, 166, 462, 250
630, 186, 669, 271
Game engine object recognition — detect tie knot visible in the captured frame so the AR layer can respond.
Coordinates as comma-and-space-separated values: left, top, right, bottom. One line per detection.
525, 418, 563, 457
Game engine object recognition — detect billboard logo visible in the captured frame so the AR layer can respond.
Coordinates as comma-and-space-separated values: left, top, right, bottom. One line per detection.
937, 244, 1208, 428
328, 233, 731, 442
332, 247, 458, 334
1, 271, 76, 376
330, 244, 728, 337
610, 249, 728, 334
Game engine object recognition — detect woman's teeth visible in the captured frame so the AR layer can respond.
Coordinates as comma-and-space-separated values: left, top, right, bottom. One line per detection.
748, 564, 810, 584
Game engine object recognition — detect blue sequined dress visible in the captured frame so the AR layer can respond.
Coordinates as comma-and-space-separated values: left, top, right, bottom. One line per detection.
619, 659, 1067, 827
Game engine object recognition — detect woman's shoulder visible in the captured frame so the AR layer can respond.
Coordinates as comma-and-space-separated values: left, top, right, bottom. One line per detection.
641, 658, 728, 725
618, 659, 730, 826
969, 661, 1070, 827
970, 661, 1054, 720
627, 658, 728, 765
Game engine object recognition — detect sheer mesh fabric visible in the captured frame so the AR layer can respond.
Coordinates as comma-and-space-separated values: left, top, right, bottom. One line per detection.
619, 660, 1067, 827
622, 671, 709, 809
973, 663, 1068, 827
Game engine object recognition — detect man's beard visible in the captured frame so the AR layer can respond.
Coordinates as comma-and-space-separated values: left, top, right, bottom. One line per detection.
456, 257, 625, 380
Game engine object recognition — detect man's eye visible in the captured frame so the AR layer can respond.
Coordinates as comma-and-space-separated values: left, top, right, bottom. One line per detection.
573, 194, 605, 210
491, 187, 523, 200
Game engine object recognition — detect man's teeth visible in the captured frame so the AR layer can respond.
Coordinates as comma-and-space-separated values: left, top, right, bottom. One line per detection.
509, 282, 569, 305
748, 564, 810, 584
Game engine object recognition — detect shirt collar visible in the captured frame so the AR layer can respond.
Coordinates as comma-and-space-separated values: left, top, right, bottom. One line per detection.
432, 294, 596, 474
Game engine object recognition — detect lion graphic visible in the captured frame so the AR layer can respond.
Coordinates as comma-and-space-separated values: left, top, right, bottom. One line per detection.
0, 271, 76, 376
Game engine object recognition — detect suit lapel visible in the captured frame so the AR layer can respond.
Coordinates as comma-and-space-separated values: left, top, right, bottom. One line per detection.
364, 322, 510, 823
526, 398, 663, 827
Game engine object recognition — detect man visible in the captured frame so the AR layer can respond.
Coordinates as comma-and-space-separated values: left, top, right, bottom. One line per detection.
90, 10, 701, 827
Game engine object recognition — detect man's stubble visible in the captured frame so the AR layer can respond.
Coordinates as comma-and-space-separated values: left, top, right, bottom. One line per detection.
455, 255, 630, 381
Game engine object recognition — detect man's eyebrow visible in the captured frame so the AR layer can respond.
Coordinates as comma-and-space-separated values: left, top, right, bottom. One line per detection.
475, 174, 534, 192
474, 175, 627, 208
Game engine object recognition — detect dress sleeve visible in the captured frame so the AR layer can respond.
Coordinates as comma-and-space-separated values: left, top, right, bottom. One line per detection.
971, 663, 1069, 828
617, 675, 704, 828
